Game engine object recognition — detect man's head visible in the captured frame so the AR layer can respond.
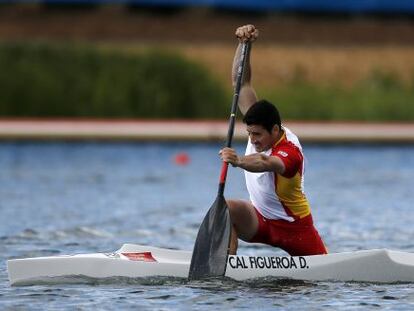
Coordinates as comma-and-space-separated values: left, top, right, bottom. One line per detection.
242, 100, 282, 152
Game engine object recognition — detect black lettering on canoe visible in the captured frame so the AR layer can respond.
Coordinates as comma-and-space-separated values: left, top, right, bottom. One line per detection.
257, 257, 265, 269
246, 256, 309, 269
271, 256, 277, 269
275, 256, 282, 268
249, 256, 256, 269
290, 257, 297, 269
228, 256, 236, 269
281, 257, 290, 268
242, 257, 248, 268
299, 257, 309, 269
264, 257, 272, 269
236, 256, 247, 269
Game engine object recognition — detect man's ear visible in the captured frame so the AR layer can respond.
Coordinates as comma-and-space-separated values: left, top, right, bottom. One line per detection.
272, 124, 280, 135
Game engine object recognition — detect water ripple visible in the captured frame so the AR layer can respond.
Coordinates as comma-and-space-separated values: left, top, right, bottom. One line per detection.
1, 143, 414, 310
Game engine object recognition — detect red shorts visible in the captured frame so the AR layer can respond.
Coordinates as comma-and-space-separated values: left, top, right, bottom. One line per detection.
250, 208, 328, 256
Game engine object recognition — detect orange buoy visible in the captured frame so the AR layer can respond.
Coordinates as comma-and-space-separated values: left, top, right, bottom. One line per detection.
174, 152, 190, 165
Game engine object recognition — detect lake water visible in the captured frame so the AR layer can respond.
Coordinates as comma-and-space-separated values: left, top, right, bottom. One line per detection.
1, 142, 414, 310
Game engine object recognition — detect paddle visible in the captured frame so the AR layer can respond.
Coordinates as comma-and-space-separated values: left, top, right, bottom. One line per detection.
188, 41, 251, 280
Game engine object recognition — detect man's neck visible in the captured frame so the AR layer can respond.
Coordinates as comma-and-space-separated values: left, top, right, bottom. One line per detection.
273, 128, 285, 145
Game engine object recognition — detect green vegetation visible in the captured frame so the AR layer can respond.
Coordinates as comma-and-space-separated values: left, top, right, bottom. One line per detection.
259, 70, 414, 121
0, 41, 412, 121
0, 42, 229, 119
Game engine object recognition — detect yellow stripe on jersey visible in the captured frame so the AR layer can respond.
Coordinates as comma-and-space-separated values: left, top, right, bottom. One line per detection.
275, 171, 311, 219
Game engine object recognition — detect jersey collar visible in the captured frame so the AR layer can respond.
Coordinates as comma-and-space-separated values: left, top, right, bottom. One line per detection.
273, 129, 286, 148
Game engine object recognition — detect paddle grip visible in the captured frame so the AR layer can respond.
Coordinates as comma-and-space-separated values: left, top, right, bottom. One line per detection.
218, 41, 251, 196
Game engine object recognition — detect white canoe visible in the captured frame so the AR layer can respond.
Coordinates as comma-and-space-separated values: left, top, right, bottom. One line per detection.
7, 243, 414, 285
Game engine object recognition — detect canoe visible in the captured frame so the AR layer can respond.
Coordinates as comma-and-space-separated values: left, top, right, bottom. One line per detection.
7, 243, 414, 285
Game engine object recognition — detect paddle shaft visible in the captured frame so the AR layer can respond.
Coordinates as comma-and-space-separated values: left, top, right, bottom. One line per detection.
218, 41, 251, 196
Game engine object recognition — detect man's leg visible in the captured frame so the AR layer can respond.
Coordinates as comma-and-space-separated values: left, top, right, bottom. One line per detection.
227, 199, 259, 255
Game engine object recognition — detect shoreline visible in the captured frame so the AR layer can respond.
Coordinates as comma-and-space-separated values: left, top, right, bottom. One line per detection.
0, 119, 413, 143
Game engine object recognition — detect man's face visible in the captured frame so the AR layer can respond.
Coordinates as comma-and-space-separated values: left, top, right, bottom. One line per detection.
246, 124, 279, 152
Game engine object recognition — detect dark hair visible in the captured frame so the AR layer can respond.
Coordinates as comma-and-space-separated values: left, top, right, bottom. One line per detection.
242, 99, 281, 133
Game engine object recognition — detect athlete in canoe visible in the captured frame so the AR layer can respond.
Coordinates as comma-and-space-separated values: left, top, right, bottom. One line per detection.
220, 25, 328, 256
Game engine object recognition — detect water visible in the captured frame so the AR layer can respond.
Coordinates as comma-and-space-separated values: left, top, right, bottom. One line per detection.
1, 142, 414, 310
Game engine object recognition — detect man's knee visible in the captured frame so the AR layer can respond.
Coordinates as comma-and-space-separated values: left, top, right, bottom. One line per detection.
226, 199, 245, 218
226, 199, 238, 208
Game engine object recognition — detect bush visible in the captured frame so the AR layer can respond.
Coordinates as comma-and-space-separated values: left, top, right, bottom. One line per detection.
0, 42, 229, 119
1, 41, 412, 121
258, 70, 414, 121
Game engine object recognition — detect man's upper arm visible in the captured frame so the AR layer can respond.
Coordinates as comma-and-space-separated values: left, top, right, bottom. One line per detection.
272, 146, 302, 178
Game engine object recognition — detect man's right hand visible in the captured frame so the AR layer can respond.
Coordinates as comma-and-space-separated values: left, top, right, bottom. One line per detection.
219, 147, 240, 167
235, 24, 259, 42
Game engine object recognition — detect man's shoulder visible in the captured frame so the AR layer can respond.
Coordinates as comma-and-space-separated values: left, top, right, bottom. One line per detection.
271, 129, 303, 159
283, 126, 302, 150
272, 138, 300, 156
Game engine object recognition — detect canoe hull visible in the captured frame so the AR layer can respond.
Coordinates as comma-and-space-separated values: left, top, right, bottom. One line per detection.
7, 244, 414, 285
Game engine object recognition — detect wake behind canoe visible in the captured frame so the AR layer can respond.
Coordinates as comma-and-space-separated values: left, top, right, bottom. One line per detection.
7, 244, 414, 285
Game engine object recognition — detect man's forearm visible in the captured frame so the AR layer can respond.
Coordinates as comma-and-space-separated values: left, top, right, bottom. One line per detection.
236, 154, 284, 174
232, 25, 259, 115
232, 43, 252, 88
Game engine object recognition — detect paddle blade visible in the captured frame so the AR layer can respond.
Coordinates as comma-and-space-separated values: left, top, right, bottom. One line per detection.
188, 194, 231, 280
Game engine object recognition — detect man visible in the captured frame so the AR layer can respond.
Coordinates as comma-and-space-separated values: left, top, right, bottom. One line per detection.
220, 25, 327, 256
